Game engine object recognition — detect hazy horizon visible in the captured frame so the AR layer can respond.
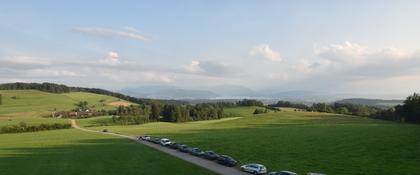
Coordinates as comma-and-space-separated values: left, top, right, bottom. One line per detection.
1, 0, 420, 99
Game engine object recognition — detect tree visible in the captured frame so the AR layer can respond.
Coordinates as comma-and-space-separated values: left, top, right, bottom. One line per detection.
336, 107, 349, 114
397, 93, 420, 123
149, 103, 161, 121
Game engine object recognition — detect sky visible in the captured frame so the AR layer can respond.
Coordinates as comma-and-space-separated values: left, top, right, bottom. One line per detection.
1, 0, 420, 99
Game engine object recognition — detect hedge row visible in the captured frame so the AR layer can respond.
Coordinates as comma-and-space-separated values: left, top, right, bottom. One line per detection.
0, 122, 71, 134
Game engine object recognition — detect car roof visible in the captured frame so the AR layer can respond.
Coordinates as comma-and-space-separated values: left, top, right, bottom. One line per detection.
280, 171, 297, 174
247, 163, 264, 167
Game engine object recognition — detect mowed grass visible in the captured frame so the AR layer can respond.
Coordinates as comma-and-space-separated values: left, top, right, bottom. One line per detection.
86, 107, 420, 175
0, 90, 134, 127
0, 90, 131, 115
0, 129, 215, 175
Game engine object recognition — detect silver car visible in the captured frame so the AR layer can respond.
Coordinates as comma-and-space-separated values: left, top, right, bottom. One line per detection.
240, 163, 267, 175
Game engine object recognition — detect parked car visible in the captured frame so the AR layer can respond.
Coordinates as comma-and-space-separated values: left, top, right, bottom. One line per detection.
160, 138, 172, 146
168, 142, 178, 149
216, 155, 237, 167
151, 138, 161, 144
189, 148, 205, 156
268, 171, 298, 175
203, 151, 220, 160
240, 163, 267, 175
178, 144, 189, 152
139, 135, 151, 141
307, 173, 326, 175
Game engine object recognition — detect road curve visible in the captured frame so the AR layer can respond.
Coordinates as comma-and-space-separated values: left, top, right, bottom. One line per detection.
70, 120, 249, 175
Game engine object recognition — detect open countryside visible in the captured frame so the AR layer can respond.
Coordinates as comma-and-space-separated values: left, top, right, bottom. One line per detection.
2, 1, 420, 175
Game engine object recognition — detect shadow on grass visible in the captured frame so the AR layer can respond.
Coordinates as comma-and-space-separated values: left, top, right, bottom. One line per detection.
0, 138, 215, 175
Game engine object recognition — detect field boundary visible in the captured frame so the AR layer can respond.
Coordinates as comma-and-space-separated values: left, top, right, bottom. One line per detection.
70, 120, 248, 175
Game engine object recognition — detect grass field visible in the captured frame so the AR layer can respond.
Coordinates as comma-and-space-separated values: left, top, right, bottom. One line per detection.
1, 90, 419, 175
0, 90, 133, 127
0, 129, 215, 175
0, 90, 132, 115
84, 107, 420, 175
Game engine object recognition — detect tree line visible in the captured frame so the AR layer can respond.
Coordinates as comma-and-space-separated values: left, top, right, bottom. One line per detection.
372, 93, 420, 123
109, 103, 224, 125
270, 93, 420, 124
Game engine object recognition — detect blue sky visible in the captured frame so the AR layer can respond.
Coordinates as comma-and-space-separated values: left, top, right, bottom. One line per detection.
1, 0, 420, 98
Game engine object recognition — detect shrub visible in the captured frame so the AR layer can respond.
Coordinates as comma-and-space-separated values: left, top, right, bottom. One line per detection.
0, 123, 71, 134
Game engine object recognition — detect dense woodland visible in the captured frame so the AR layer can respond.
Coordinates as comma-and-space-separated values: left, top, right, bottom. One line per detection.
110, 103, 224, 125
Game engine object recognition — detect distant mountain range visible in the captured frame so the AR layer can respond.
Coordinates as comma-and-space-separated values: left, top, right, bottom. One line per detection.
119, 85, 361, 102
335, 98, 403, 108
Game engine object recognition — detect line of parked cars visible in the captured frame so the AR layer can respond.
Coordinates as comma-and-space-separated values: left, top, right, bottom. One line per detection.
138, 135, 326, 175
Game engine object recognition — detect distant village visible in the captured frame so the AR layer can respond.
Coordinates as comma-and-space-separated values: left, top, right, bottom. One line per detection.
51, 101, 106, 118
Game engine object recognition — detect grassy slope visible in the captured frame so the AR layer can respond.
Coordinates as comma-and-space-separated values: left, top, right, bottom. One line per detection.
0, 90, 130, 115
0, 90, 132, 126
0, 129, 215, 175
85, 107, 420, 175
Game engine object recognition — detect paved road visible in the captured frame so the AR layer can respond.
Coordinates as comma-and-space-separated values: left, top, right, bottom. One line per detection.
70, 120, 249, 175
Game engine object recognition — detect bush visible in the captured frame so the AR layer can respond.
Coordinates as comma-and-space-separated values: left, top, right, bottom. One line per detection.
253, 108, 268, 114
0, 123, 71, 134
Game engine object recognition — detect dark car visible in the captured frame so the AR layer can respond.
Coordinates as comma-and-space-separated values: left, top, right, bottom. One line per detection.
178, 144, 189, 152
151, 138, 161, 144
268, 171, 298, 175
203, 151, 220, 160
168, 142, 178, 149
217, 155, 237, 167
189, 148, 205, 156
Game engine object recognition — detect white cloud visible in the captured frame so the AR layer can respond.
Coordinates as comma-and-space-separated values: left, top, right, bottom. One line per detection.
183, 60, 234, 76
99, 51, 121, 65
108, 51, 119, 59
249, 44, 282, 62
72, 26, 148, 41
184, 60, 202, 73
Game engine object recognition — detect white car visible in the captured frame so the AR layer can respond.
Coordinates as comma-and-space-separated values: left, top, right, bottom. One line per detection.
139, 135, 151, 141
240, 163, 267, 175
159, 138, 171, 146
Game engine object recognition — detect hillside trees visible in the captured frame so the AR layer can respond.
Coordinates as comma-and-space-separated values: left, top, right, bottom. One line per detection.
396, 93, 420, 123
237, 99, 264, 106
149, 103, 161, 121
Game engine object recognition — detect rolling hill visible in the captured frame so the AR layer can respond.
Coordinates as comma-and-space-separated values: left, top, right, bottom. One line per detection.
0, 90, 132, 115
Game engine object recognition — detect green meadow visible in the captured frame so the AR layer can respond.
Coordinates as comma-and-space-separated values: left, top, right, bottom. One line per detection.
0, 90, 131, 127
0, 129, 215, 175
84, 107, 420, 175
1, 90, 420, 175
0, 90, 130, 115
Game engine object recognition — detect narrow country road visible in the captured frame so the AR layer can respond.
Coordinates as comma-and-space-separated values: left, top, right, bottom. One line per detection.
70, 120, 249, 175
